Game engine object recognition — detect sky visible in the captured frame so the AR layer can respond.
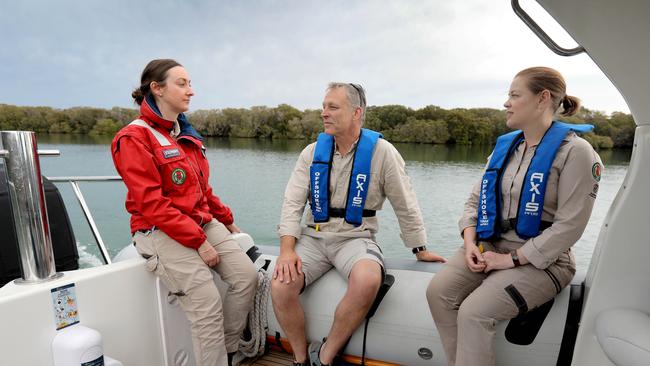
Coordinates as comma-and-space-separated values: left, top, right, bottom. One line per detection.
0, 0, 629, 114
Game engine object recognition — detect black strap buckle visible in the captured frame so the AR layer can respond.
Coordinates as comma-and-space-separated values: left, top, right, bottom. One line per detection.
501, 219, 514, 233
329, 207, 376, 218
501, 218, 552, 234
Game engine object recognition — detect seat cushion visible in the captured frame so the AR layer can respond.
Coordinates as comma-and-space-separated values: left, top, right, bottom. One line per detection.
596, 308, 650, 366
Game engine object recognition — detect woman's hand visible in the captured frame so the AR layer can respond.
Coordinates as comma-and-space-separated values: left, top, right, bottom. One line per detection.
482, 251, 514, 273
273, 249, 302, 284
464, 244, 486, 272
198, 241, 220, 267
225, 223, 241, 233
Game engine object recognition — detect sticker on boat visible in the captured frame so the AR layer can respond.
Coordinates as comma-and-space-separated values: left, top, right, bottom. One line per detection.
51, 283, 79, 330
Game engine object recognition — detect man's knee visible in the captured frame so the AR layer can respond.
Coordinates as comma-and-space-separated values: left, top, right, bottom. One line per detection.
348, 260, 382, 300
271, 276, 303, 303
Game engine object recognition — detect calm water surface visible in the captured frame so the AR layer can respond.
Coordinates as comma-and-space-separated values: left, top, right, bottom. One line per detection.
36, 134, 630, 272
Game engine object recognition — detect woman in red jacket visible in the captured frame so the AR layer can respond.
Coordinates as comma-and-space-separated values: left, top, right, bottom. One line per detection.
112, 59, 257, 366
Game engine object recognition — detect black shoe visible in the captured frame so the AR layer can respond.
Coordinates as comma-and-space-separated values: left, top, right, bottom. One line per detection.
227, 352, 236, 366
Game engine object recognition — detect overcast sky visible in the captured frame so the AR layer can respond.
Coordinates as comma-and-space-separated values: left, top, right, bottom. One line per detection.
0, 0, 629, 114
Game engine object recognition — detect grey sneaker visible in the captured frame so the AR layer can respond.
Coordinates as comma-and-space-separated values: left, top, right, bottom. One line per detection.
308, 340, 328, 366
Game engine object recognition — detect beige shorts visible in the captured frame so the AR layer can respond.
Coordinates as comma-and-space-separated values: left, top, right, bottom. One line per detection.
296, 227, 385, 287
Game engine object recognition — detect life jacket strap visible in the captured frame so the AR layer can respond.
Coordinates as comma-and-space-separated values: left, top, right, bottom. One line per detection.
501, 218, 552, 233
329, 208, 376, 218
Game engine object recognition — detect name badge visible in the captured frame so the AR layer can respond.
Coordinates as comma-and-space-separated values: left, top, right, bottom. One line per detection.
163, 148, 181, 159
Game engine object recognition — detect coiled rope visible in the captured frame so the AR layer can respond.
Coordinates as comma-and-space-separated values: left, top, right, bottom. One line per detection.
238, 268, 271, 357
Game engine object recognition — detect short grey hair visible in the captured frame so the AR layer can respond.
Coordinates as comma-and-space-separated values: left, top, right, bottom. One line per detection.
327, 82, 367, 123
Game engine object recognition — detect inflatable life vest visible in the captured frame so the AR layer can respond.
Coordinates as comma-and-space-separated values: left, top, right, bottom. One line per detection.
476, 121, 593, 241
310, 129, 382, 226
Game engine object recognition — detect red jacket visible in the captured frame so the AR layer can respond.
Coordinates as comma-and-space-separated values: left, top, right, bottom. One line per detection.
111, 97, 233, 249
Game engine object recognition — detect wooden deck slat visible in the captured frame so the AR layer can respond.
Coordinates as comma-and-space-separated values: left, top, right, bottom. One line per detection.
239, 338, 401, 366
239, 350, 295, 366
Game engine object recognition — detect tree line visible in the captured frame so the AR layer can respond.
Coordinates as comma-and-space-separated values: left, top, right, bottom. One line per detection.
0, 103, 635, 148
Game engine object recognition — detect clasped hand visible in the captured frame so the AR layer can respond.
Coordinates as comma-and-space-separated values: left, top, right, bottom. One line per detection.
464, 245, 513, 273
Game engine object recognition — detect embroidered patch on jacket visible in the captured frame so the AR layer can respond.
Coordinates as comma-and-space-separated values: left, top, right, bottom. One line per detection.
591, 162, 602, 182
171, 168, 186, 185
163, 148, 181, 159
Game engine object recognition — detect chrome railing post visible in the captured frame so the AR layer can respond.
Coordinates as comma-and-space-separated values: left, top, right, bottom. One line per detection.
69, 181, 112, 264
0, 131, 63, 283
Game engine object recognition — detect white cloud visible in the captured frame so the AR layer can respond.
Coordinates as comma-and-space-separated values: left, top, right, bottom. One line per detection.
0, 0, 629, 114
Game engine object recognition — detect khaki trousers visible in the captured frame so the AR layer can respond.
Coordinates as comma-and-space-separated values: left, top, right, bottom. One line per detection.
426, 242, 575, 366
134, 219, 258, 366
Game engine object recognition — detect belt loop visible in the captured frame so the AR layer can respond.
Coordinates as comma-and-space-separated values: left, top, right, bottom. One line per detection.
136, 225, 157, 236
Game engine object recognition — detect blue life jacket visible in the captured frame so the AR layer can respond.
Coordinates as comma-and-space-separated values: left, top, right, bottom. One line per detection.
476, 121, 593, 241
310, 128, 383, 226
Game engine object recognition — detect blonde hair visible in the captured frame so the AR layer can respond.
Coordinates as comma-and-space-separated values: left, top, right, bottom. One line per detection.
516, 67, 581, 116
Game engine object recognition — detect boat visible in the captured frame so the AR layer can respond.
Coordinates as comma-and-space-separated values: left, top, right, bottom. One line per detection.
1, 0, 649, 365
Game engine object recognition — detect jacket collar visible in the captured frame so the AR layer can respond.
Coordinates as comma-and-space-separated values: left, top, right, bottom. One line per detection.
140, 95, 203, 142
177, 113, 203, 141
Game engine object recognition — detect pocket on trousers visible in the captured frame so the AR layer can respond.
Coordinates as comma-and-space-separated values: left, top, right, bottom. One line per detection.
143, 253, 184, 296
504, 284, 529, 316
134, 232, 157, 271
143, 254, 159, 272
134, 233, 182, 295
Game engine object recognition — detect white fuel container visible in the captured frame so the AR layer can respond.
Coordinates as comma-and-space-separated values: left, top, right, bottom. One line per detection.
52, 324, 123, 366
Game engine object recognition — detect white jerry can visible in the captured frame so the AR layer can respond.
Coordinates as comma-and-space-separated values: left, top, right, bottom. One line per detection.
52, 324, 123, 366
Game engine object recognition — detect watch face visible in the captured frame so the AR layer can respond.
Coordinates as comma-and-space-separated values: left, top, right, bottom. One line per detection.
511, 251, 520, 265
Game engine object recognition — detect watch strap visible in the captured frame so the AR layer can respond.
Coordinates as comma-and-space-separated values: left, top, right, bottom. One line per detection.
511, 251, 521, 267
412, 246, 427, 254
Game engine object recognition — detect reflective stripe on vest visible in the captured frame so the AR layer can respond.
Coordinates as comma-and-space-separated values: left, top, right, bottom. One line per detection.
310, 128, 383, 226
129, 119, 172, 146
476, 121, 593, 241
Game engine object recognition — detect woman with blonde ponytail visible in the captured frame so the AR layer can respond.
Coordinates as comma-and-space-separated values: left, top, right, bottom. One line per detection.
426, 66, 603, 366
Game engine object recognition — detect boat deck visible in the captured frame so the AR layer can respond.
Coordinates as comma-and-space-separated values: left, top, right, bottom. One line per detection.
240, 350, 294, 366
240, 350, 396, 366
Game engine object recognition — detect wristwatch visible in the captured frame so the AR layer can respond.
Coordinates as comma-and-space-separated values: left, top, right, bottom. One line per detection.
511, 250, 521, 267
412, 246, 427, 254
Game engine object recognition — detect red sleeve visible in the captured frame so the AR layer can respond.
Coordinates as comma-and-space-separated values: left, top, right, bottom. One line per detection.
112, 135, 206, 249
205, 185, 234, 225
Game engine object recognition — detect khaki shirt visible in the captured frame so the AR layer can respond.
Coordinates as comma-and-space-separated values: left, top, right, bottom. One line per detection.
458, 132, 603, 269
278, 138, 427, 248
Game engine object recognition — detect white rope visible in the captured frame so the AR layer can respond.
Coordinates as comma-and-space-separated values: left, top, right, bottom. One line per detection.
238, 268, 271, 357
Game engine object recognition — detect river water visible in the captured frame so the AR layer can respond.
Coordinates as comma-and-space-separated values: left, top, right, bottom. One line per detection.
36, 134, 630, 272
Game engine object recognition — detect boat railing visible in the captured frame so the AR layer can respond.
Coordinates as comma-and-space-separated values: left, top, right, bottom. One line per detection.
511, 0, 585, 56
46, 175, 123, 265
